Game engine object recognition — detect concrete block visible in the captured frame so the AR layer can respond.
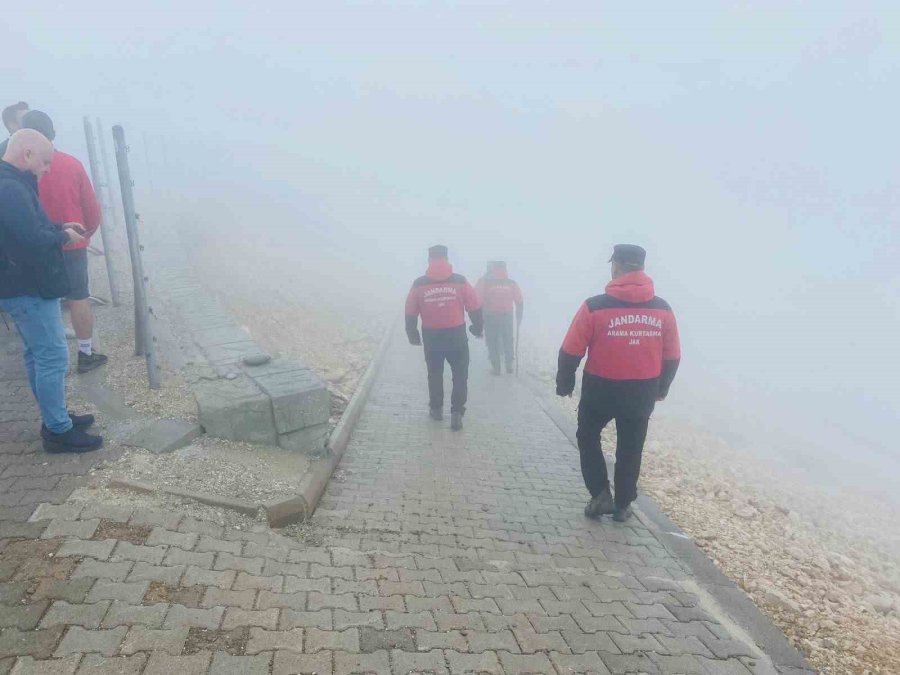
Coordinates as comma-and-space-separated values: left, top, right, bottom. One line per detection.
194, 376, 277, 445
193, 325, 251, 349
121, 419, 202, 454
251, 365, 329, 435
278, 423, 329, 455
204, 341, 259, 367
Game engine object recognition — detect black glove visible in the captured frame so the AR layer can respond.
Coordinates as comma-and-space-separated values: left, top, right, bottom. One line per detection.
556, 384, 574, 397
408, 331, 422, 346
469, 325, 483, 338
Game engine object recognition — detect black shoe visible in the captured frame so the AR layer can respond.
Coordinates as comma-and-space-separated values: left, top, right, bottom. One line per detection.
491, 366, 501, 376
68, 411, 95, 429
584, 489, 615, 518
429, 407, 443, 421
506, 365, 514, 374
613, 504, 633, 522
42, 427, 103, 454
77, 351, 108, 374
450, 411, 463, 431
40, 413, 95, 437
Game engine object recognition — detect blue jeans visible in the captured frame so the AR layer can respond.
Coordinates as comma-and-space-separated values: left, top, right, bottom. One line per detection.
0, 296, 73, 434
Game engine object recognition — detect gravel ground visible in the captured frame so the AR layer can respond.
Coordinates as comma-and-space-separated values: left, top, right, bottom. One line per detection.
95, 435, 311, 504
69, 245, 198, 421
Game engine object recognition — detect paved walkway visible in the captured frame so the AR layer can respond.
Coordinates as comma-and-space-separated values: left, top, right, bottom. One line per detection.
0, 328, 812, 674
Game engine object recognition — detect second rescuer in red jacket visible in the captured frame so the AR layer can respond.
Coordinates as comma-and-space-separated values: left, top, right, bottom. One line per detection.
556, 244, 680, 522
405, 245, 484, 431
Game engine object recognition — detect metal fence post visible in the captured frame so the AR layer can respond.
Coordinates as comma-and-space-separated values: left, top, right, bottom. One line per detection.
82, 117, 121, 307
112, 125, 160, 389
96, 118, 125, 257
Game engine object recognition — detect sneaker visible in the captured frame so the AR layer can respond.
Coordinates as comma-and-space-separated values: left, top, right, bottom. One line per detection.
429, 407, 443, 421
613, 504, 633, 523
450, 411, 464, 431
584, 489, 615, 518
77, 351, 108, 374
42, 427, 103, 454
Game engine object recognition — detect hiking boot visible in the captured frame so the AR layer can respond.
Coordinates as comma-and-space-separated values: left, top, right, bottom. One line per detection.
77, 351, 108, 374
42, 427, 103, 454
584, 489, 615, 518
450, 411, 464, 431
613, 504, 633, 523
429, 407, 443, 421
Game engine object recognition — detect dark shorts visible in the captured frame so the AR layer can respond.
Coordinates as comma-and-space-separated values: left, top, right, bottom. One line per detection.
63, 248, 90, 301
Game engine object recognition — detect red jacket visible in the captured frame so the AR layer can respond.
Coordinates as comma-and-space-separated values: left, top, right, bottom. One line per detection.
558, 271, 680, 414
405, 258, 483, 350
475, 268, 524, 316
38, 151, 101, 251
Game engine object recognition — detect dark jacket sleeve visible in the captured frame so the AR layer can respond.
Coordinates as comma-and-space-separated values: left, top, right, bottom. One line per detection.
556, 349, 583, 396
404, 286, 421, 343
468, 307, 484, 335
659, 307, 681, 399
556, 302, 592, 395
659, 359, 680, 399
0, 182, 69, 250
462, 281, 484, 335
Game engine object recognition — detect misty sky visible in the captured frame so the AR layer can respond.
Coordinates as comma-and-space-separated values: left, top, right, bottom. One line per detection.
4, 2, 898, 475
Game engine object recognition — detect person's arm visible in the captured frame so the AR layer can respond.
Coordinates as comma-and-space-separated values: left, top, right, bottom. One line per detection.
0, 183, 69, 250
462, 281, 483, 337
404, 286, 422, 345
658, 310, 681, 400
78, 163, 101, 238
474, 277, 485, 305
556, 302, 592, 396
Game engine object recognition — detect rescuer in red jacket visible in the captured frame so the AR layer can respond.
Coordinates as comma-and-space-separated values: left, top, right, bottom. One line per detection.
405, 245, 484, 431
23, 111, 107, 374
557, 245, 681, 522
475, 261, 523, 375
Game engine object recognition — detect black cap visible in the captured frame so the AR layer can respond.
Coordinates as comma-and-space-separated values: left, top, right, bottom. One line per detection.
609, 244, 646, 268
428, 245, 448, 259
21, 110, 55, 142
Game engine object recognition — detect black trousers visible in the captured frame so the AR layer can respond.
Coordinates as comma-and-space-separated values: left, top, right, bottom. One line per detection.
484, 312, 514, 370
576, 398, 650, 507
424, 345, 469, 413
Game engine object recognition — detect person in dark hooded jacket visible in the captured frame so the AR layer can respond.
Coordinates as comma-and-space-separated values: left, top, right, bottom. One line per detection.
405, 245, 483, 431
556, 245, 680, 522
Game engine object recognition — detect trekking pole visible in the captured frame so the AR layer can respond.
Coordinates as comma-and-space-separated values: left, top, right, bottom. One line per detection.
515, 319, 520, 377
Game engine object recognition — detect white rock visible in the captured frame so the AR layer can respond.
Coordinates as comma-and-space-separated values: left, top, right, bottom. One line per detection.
865, 594, 895, 615
734, 505, 758, 519
762, 586, 800, 613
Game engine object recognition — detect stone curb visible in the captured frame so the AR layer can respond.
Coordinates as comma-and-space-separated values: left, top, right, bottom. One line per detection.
263, 319, 398, 528
108, 476, 260, 517
524, 375, 815, 674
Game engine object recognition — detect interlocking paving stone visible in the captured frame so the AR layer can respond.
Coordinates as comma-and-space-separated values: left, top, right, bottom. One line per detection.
0, 310, 809, 673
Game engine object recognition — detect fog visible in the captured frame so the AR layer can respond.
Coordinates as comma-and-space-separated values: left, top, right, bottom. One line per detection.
4, 2, 899, 499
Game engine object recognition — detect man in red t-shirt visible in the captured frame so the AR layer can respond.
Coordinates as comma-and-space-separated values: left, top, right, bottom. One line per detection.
23, 111, 107, 373
556, 245, 681, 522
405, 245, 484, 431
